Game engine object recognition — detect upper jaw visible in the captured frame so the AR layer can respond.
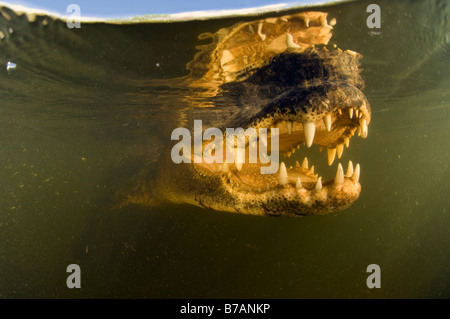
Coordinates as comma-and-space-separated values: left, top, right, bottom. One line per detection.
237, 82, 371, 153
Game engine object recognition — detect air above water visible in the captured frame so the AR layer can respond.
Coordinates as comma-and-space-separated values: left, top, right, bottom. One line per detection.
0, 0, 449, 298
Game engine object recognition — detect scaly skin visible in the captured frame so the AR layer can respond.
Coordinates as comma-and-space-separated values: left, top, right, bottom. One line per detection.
124, 12, 372, 216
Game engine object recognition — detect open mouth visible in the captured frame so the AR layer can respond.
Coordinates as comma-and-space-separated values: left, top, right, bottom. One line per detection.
193, 100, 370, 216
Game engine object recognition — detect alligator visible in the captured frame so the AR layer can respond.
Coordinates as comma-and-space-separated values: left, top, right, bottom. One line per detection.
124, 12, 371, 216
0, 6, 371, 217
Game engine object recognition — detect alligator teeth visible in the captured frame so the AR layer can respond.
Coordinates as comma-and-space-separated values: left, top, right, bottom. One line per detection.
360, 119, 368, 138
303, 122, 316, 148
279, 162, 288, 185
329, 18, 336, 27
323, 114, 332, 132
257, 22, 266, 41
315, 177, 322, 191
349, 108, 354, 119
327, 148, 336, 166
344, 136, 350, 148
352, 163, 360, 182
346, 161, 354, 177
336, 144, 344, 159
286, 121, 293, 135
302, 157, 308, 169
338, 109, 342, 115
236, 162, 243, 171
310, 165, 315, 174
355, 109, 359, 118
295, 177, 302, 189
335, 163, 344, 185
295, 161, 300, 168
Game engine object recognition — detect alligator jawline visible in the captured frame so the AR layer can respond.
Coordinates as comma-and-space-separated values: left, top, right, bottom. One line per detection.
192, 103, 369, 216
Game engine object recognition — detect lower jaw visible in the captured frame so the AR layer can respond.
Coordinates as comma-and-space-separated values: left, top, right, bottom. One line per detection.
195, 159, 362, 216
219, 178, 361, 216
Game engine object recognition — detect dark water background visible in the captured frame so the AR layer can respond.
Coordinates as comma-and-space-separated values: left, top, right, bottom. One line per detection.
0, 0, 449, 298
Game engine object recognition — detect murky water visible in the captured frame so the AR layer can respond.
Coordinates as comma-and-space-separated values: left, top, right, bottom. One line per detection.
0, 0, 449, 298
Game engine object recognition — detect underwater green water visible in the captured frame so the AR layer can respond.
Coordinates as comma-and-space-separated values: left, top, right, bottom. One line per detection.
0, 0, 449, 298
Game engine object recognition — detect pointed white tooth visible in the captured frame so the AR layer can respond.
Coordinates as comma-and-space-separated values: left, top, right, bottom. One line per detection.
346, 161, 354, 177
222, 161, 230, 173
355, 109, 359, 118
327, 148, 336, 166
296, 177, 302, 189
349, 108, 353, 119
310, 165, 315, 174
236, 161, 243, 171
344, 136, 350, 148
302, 157, 308, 169
338, 108, 342, 115
286, 121, 293, 135
335, 163, 344, 185
286, 33, 301, 49
305, 16, 310, 28
303, 122, 316, 148
323, 114, 332, 132
295, 161, 300, 168
357, 126, 361, 136
352, 163, 360, 182
336, 144, 344, 159
315, 177, 322, 191
279, 162, 289, 185
360, 118, 368, 138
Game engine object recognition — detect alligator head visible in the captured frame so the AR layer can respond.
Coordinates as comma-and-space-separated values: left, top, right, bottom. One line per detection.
128, 12, 371, 216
